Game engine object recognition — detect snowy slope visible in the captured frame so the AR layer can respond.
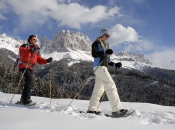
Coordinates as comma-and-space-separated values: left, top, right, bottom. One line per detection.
111, 52, 153, 71
40, 48, 152, 70
0, 92, 175, 130
0, 33, 22, 55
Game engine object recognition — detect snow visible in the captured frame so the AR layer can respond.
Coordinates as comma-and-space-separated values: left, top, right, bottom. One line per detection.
67, 60, 81, 66
110, 54, 153, 71
150, 81, 170, 88
0, 92, 175, 130
150, 81, 159, 85
41, 48, 93, 61
40, 48, 93, 66
0, 33, 22, 54
40, 48, 153, 69
8, 55, 16, 61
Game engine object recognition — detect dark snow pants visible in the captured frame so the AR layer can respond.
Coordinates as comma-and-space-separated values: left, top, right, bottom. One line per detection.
20, 68, 33, 101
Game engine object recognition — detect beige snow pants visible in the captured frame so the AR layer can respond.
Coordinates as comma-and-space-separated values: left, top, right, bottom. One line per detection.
88, 66, 123, 112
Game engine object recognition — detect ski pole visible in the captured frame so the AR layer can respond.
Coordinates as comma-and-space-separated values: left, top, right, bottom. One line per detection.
97, 92, 106, 109
66, 55, 107, 110
10, 57, 33, 103
49, 63, 52, 106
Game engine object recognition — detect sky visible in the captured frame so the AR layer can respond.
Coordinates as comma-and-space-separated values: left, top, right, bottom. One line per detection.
0, 0, 175, 70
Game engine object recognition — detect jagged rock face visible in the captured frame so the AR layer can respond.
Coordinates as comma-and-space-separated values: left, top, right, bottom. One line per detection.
0, 33, 23, 54
115, 51, 152, 65
40, 36, 54, 53
42, 30, 92, 53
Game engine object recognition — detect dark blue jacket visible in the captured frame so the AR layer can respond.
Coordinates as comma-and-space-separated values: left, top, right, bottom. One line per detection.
92, 38, 115, 68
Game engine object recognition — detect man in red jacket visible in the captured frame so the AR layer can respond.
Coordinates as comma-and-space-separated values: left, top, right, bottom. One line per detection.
18, 35, 52, 105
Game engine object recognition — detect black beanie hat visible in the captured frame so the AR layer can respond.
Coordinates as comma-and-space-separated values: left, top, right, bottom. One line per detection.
28, 35, 36, 43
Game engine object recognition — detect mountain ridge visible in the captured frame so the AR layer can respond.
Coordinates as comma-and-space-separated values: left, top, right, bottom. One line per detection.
0, 31, 157, 72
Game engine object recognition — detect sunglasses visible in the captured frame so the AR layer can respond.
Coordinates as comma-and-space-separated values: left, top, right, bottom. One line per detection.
104, 34, 110, 37
32, 39, 37, 41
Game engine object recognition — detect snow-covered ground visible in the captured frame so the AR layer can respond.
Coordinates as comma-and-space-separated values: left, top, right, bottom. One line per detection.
0, 92, 175, 130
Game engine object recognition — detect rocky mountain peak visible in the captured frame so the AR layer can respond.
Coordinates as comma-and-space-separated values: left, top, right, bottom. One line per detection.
1, 33, 7, 38
115, 51, 152, 65
0, 33, 23, 54
41, 30, 92, 53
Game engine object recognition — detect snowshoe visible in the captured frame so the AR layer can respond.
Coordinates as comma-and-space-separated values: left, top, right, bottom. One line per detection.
87, 110, 102, 115
15, 100, 36, 106
112, 109, 128, 117
105, 109, 135, 118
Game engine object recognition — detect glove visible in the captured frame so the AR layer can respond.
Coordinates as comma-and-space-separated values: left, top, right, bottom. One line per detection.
106, 49, 113, 55
31, 47, 39, 52
47, 57, 53, 63
115, 62, 122, 68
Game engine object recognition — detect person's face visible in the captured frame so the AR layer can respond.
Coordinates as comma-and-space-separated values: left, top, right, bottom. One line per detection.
102, 34, 110, 41
30, 37, 37, 44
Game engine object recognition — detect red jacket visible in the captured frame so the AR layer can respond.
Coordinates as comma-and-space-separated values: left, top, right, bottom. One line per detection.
18, 43, 47, 70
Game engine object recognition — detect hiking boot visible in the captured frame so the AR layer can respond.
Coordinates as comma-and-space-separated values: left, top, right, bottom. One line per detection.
87, 110, 102, 115
112, 109, 128, 117
20, 98, 33, 105
23, 100, 33, 105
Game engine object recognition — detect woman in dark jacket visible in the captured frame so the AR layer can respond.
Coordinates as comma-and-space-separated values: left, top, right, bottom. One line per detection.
87, 28, 128, 117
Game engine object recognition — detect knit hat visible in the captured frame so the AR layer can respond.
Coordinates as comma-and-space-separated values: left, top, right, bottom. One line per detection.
100, 28, 110, 37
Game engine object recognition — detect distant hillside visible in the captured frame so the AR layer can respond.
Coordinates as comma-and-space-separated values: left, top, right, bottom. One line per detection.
144, 67, 175, 80
0, 49, 16, 66
0, 56, 175, 106
35, 60, 175, 106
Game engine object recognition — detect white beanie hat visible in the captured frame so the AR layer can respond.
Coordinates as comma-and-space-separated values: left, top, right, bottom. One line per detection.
100, 28, 110, 36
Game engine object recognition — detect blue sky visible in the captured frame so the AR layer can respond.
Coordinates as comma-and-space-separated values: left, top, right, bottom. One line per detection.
0, 0, 175, 70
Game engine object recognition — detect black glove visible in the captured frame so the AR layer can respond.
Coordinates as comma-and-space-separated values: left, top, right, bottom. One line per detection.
47, 57, 53, 63
31, 47, 39, 52
106, 49, 113, 55
115, 62, 122, 68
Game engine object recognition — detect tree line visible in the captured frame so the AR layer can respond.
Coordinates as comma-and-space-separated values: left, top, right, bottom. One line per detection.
0, 50, 175, 106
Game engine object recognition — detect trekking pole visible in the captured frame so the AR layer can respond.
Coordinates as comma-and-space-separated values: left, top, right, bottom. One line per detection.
97, 92, 106, 109
66, 55, 107, 110
49, 63, 52, 106
10, 57, 33, 103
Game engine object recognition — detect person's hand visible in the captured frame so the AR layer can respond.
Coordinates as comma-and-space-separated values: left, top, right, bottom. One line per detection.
106, 49, 113, 55
116, 62, 122, 68
47, 57, 53, 63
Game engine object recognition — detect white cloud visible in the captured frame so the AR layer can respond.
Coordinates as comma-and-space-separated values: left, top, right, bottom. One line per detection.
123, 40, 154, 52
147, 47, 175, 70
0, 0, 8, 20
109, 24, 139, 46
1, 0, 121, 29
108, 24, 156, 53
